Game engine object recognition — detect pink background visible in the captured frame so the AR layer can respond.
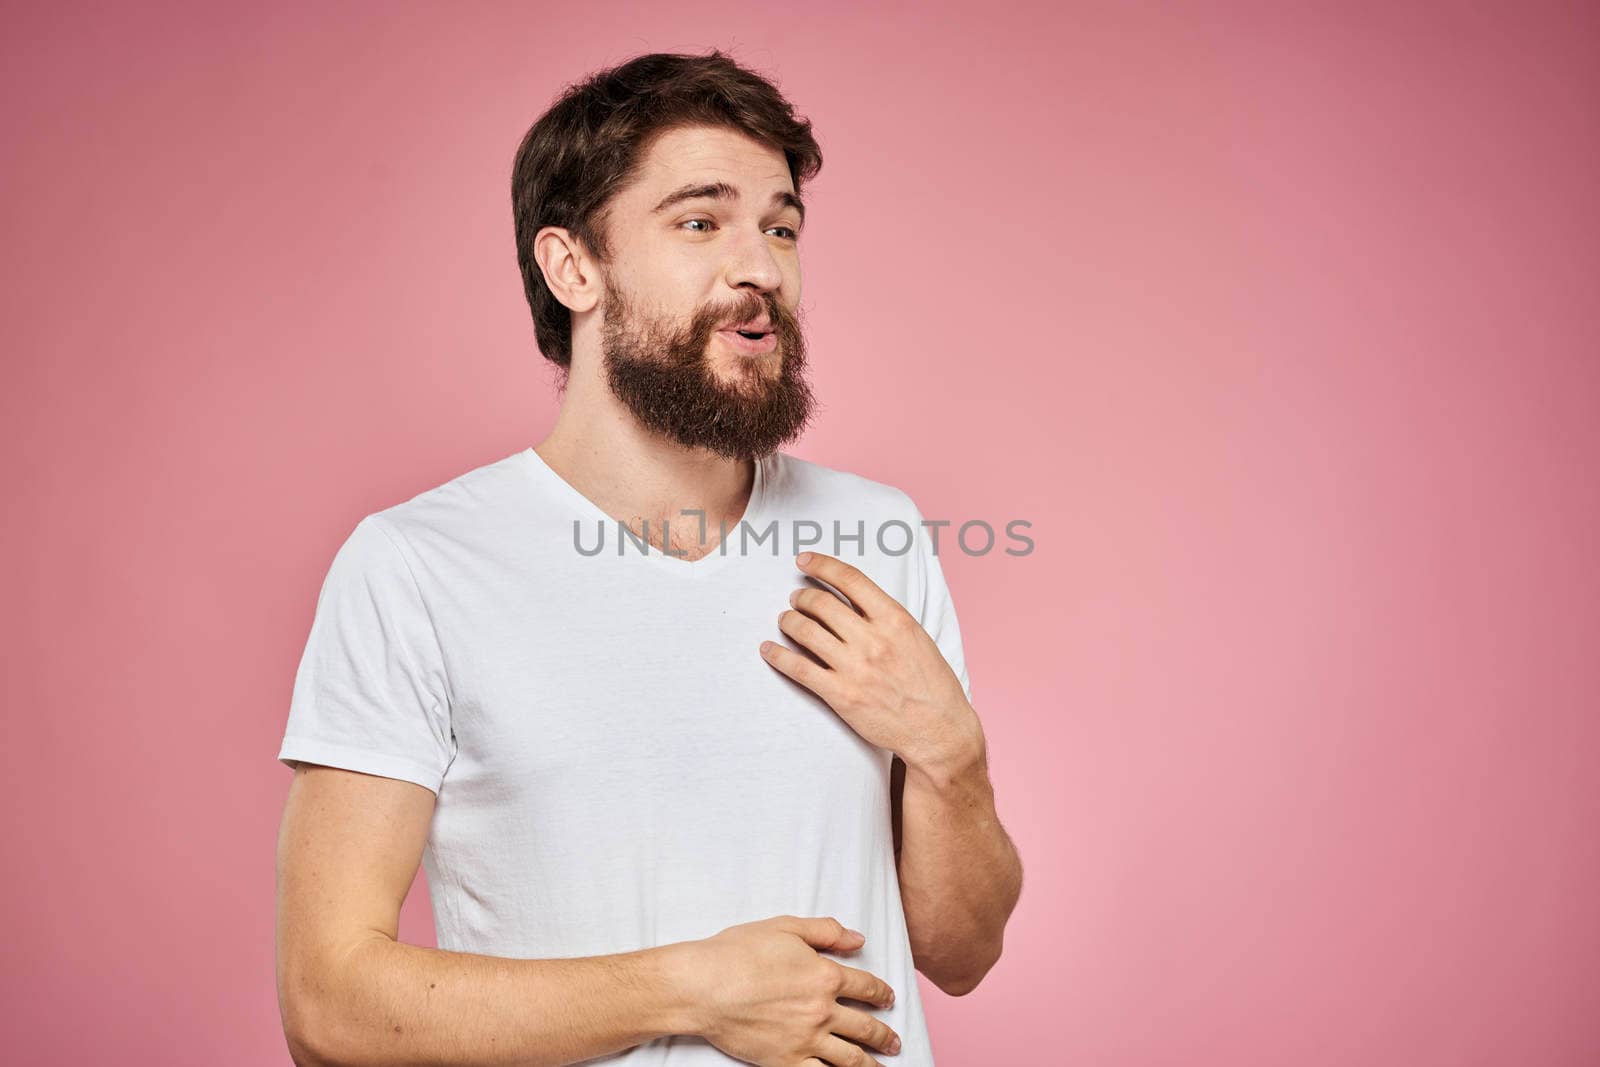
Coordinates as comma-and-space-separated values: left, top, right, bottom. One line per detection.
6, 2, 1598, 1064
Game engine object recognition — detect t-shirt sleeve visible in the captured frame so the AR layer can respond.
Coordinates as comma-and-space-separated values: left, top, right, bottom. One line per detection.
908, 497, 974, 705
277, 514, 457, 794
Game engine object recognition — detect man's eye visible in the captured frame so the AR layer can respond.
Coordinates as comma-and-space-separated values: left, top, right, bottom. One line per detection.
679, 219, 798, 242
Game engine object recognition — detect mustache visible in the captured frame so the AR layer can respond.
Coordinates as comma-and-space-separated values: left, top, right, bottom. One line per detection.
703, 292, 787, 333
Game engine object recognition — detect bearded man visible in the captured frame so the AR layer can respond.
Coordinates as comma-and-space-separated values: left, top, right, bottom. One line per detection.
274, 49, 1021, 1067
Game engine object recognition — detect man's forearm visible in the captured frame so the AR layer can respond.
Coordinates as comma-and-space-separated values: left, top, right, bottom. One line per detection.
897, 718, 1023, 996
284, 935, 702, 1067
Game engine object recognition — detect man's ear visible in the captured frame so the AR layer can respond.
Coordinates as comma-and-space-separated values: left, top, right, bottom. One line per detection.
533, 225, 600, 315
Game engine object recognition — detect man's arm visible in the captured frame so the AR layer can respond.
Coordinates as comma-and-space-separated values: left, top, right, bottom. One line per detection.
276, 763, 703, 1066
764, 548, 1022, 998
891, 722, 1023, 997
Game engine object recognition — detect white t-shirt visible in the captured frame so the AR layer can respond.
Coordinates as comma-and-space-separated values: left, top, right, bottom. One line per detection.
278, 446, 973, 1065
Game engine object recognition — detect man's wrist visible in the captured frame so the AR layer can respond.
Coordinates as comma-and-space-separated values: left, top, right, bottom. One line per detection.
903, 705, 987, 789
643, 940, 710, 1039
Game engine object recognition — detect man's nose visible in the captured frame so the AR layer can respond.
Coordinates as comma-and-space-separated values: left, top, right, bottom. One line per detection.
722, 226, 784, 292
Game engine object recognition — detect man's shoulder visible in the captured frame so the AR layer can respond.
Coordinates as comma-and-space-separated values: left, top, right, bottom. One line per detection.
366, 447, 533, 542
768, 450, 921, 523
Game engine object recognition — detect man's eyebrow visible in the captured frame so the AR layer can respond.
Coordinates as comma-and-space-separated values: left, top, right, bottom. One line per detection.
651, 181, 806, 229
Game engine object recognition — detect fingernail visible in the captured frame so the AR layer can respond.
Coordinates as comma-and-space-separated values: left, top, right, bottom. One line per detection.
890, 1037, 902, 1053
847, 927, 865, 939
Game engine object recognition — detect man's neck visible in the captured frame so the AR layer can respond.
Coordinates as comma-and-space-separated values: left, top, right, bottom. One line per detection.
534, 407, 756, 560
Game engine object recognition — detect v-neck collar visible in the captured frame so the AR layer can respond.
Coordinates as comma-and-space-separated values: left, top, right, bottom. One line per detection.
520, 446, 772, 578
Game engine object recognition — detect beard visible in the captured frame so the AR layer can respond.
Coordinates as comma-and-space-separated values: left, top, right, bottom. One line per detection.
598, 270, 815, 462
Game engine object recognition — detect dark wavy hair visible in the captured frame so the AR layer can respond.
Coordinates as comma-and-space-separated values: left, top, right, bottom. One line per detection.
511, 50, 823, 369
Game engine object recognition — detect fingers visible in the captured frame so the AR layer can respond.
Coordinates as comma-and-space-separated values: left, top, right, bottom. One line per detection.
789, 584, 869, 643
777, 606, 845, 665
785, 915, 865, 952
820, 1031, 892, 1065
828, 1004, 902, 1060
795, 552, 901, 621
759, 638, 841, 701
833, 961, 896, 1010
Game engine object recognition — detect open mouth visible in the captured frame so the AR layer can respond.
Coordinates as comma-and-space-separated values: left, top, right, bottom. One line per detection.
717, 328, 778, 354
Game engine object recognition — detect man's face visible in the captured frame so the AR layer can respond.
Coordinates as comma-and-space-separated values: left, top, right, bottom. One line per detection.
592, 124, 814, 461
